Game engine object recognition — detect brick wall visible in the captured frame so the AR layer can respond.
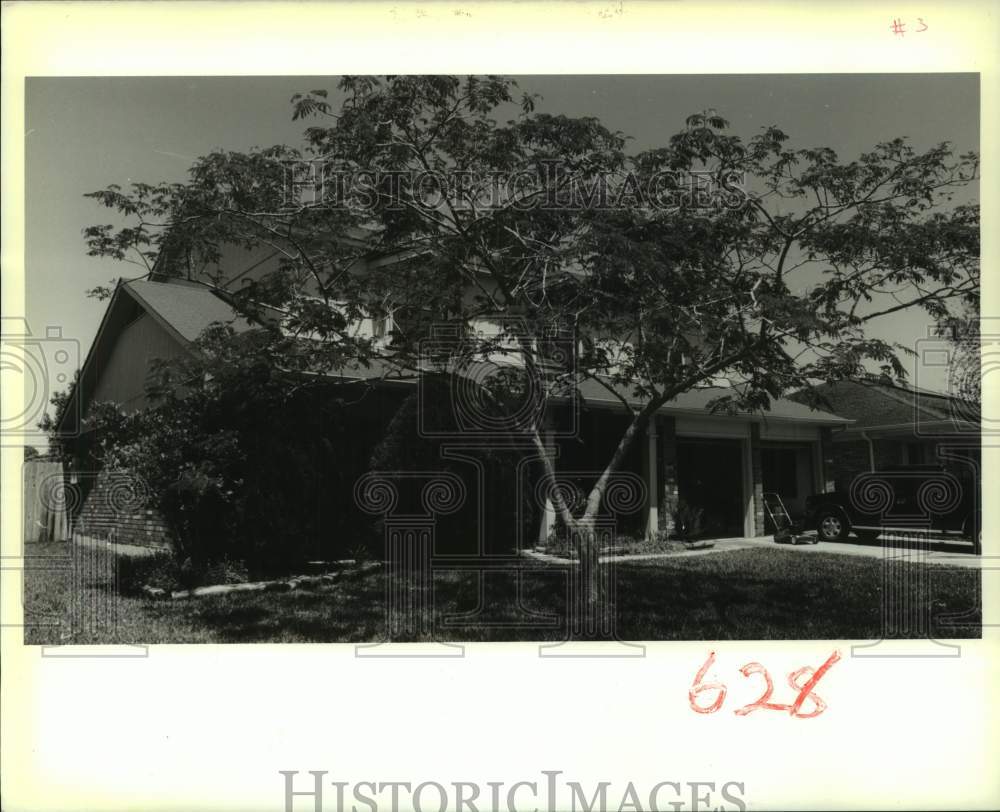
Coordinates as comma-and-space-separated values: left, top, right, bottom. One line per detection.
73, 468, 170, 549
873, 439, 906, 468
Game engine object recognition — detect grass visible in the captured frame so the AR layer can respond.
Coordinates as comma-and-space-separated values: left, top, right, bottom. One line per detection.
22, 541, 981, 644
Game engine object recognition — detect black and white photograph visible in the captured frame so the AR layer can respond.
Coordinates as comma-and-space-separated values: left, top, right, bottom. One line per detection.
16, 72, 983, 646
2, 4, 997, 812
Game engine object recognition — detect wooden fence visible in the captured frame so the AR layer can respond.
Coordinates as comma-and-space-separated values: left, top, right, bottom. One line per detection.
22, 459, 70, 543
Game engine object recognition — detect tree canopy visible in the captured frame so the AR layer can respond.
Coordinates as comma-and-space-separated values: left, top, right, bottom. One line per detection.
80, 75, 980, 593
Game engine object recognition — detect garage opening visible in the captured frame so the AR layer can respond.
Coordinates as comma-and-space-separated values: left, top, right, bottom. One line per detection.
676, 438, 745, 538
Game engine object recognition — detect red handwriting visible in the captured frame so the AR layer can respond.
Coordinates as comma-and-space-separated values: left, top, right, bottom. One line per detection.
891, 17, 929, 36
689, 650, 841, 718
688, 651, 728, 714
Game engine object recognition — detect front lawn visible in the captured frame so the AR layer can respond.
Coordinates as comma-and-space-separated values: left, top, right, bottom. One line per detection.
22, 541, 980, 644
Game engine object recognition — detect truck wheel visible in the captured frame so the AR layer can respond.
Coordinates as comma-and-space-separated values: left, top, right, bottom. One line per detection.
816, 511, 849, 542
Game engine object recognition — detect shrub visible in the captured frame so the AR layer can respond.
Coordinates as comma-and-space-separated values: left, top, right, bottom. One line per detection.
116, 550, 180, 595
79, 327, 400, 576
116, 549, 254, 595
669, 499, 705, 540
200, 557, 250, 586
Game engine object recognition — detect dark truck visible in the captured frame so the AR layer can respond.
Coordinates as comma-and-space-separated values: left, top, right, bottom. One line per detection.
804, 464, 981, 554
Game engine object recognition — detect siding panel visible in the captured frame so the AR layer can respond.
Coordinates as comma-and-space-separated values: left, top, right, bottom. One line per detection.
88, 313, 186, 414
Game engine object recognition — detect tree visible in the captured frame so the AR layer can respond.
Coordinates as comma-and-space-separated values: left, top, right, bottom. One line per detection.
938, 305, 981, 408
37, 369, 80, 462
82, 76, 980, 622
79, 325, 385, 573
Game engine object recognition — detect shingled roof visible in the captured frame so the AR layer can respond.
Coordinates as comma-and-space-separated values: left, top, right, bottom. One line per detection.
572, 374, 848, 424
125, 279, 254, 343
790, 379, 978, 433
310, 355, 848, 424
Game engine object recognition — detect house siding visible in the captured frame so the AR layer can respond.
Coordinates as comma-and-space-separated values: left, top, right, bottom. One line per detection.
88, 312, 186, 416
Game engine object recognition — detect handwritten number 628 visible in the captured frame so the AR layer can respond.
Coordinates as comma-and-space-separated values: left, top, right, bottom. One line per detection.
689, 650, 841, 718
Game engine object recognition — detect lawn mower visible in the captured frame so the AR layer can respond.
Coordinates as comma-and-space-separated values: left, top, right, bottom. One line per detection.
763, 491, 818, 545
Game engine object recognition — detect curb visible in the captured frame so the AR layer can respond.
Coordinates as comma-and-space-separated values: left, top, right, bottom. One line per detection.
141, 562, 383, 600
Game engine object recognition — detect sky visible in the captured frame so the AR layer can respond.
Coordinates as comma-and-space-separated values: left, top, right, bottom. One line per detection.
24, 74, 980, 411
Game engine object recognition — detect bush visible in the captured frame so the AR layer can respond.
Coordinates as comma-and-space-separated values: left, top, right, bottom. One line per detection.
669, 499, 705, 540
116, 550, 180, 595
116, 550, 253, 595
199, 557, 250, 586
80, 328, 402, 576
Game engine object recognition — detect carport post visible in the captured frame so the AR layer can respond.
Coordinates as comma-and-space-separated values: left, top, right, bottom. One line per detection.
643, 419, 659, 539
537, 424, 558, 545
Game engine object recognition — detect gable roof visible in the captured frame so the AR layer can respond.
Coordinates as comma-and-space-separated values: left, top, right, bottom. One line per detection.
57, 279, 253, 434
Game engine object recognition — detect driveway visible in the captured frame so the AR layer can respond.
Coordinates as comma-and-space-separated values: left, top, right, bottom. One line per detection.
527, 534, 983, 569
740, 532, 983, 569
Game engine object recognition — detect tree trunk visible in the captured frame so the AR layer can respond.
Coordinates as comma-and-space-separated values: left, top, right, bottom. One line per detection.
569, 519, 614, 639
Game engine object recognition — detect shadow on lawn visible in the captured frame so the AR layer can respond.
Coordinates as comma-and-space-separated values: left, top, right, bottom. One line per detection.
161, 577, 390, 643
616, 565, 833, 639
617, 554, 980, 640
23, 543, 981, 644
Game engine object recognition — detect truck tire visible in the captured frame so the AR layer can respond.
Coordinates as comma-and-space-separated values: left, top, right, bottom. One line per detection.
816, 510, 849, 542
